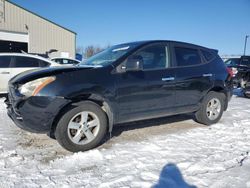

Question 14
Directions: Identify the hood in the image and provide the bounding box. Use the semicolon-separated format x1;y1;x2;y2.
9;66;94;85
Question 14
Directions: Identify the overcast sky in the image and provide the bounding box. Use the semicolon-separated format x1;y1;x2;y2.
11;0;250;55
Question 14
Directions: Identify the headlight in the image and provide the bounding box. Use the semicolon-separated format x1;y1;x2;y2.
19;76;56;97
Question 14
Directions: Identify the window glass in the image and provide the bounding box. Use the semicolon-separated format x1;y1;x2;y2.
240;57;250;67
69;60;78;65
175;47;202;66
80;43;139;67
53;59;62;64
62;59;69;64
14;56;40;68
201;50;214;61
134;44;169;70
39;60;49;67
225;58;240;66
0;56;11;68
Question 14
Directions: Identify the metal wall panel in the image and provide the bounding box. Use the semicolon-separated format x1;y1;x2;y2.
0;1;76;58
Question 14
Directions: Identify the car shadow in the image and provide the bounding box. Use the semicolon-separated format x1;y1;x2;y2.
110;113;197;138
154;163;196;188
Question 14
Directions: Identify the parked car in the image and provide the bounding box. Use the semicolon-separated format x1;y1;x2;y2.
5;40;233;152
225;56;250;97
0;53;59;94
51;57;81;65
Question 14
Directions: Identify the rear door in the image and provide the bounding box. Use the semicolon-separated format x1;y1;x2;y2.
10;56;40;78
172;43;212;112
0;56;12;93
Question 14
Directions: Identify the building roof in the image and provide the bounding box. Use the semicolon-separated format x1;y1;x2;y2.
8;0;76;35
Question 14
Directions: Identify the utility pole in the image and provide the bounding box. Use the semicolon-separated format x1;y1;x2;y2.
243;35;249;56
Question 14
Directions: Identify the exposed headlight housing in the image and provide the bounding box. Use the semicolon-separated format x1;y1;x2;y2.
19;76;56;97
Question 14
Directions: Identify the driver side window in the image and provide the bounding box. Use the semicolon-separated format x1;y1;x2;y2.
134;44;169;70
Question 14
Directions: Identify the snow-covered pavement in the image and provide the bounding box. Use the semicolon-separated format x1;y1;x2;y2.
0;96;250;188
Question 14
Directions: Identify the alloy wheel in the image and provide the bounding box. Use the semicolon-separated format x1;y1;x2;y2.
206;98;221;121
67;111;100;145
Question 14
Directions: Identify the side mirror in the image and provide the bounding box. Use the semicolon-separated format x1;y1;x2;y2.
125;55;143;71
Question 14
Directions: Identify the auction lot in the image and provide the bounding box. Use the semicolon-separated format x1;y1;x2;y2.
0;95;250;188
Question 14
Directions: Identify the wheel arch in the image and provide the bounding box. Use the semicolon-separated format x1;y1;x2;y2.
50;93;115;137
207;86;228;111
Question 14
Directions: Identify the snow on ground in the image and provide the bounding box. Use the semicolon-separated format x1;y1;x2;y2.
0;95;250;188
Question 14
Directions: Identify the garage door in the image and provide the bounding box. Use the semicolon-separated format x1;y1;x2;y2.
0;31;29;53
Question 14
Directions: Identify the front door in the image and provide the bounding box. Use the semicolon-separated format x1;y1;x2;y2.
115;43;176;123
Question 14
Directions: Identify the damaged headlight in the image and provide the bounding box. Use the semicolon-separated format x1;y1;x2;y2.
18;76;56;97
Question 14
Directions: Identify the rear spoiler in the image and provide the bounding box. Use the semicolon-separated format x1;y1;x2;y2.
210;49;219;54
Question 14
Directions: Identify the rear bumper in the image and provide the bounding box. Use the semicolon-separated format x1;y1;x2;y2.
227;88;233;101
5;91;70;133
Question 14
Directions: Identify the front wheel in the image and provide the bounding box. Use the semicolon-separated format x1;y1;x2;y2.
55;101;108;152
195;91;225;125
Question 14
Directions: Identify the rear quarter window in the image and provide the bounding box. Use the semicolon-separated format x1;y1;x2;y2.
39;60;50;67
175;47;202;67
0;56;11;68
201;49;215;62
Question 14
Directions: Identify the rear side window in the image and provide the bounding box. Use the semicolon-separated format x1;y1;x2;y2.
0;56;11;68
14;56;40;68
69;60;79;64
201;49;215;62
53;59;72;64
62;59;70;64
53;59;63;64
240;57;250;67
39;60;50;67
175;47;202;66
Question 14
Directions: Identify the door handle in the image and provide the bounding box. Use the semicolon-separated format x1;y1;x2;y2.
203;73;213;77
162;77;175;81
0;71;10;74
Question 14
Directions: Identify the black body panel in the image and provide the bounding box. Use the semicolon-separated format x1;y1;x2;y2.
5;40;233;133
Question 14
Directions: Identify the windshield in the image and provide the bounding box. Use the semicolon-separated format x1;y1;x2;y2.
79;43;139;67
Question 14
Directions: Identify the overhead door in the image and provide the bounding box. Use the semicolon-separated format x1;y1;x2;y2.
0;31;29;53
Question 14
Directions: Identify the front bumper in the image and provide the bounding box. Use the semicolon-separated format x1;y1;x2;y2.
5;88;70;133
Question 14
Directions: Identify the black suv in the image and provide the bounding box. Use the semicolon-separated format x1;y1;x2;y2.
5;41;233;152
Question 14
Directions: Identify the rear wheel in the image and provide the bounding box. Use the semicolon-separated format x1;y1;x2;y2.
55;101;108;152
243;91;250;98
195;91;225;125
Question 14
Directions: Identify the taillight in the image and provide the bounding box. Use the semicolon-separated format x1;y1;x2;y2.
226;67;234;78
231;67;238;76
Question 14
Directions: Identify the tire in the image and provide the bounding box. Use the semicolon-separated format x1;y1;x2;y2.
195;91;225;125
55;101;108;152
244;92;250;98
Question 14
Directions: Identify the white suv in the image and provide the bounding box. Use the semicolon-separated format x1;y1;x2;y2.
0;53;59;94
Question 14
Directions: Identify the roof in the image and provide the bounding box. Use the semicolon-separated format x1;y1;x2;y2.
118;40;218;51
0;52;59;66
7;0;76;35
